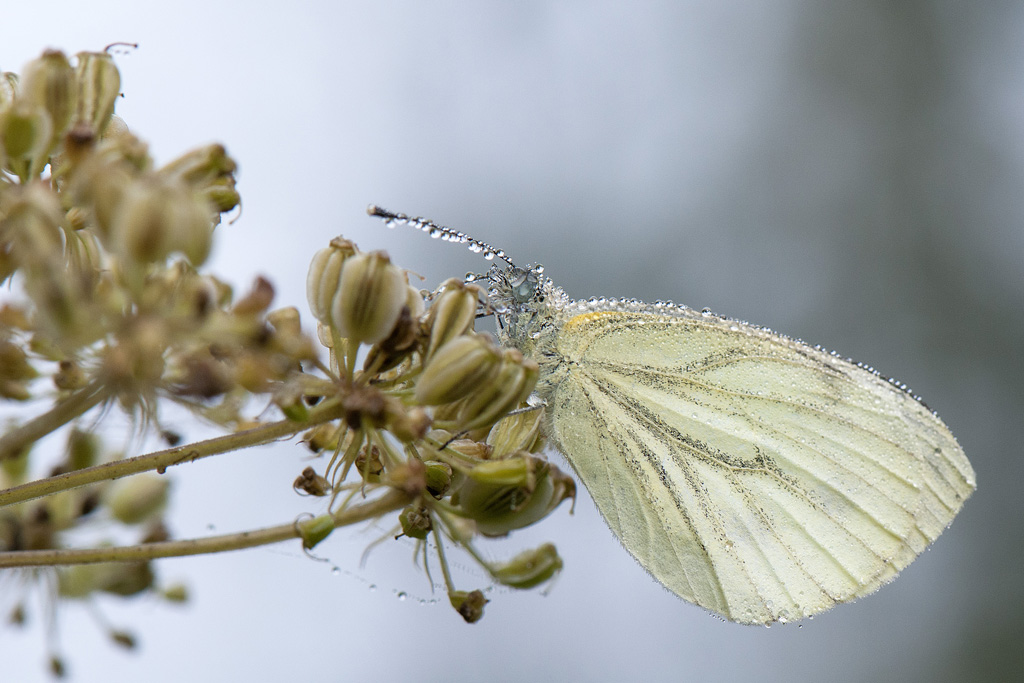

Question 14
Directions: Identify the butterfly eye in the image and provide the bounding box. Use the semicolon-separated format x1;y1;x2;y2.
510;269;539;303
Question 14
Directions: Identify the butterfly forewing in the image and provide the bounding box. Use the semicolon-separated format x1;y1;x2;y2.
543;308;974;624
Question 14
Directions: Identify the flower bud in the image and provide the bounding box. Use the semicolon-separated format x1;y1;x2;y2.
449;589;487;624
445;437;492;461
332;250;407;346
398;505;432;540
297;513;335;549
388;405;431;443
487;406;545;458
74;51;121;135
158;143;240;215
414;334;501;406
303;423;342;453
0;340;37;400
110;630;137;650
306;238;358;325
406;284;426;319
422;460;453;498
0;71;17;108
59;561;155;598
158;142;237;187
205;176;241;214
106;474;169;524
456;350;539;432
267;306;301;337
424;279;481;359
19;49;76;150
162;583;189;603
66;428;99;470
110;177;214;268
489;543;563;589
0;100;52;179
455;455;572;536
354;445;384;482
293;466;330;496
466;456;534;488
232;276;275;316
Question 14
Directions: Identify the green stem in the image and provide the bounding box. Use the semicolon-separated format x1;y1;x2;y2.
0;488;410;568
0;381;109;462
0;398;345;510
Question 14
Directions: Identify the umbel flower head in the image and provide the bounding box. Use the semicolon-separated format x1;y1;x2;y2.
303;235;573;620
0;47;572;677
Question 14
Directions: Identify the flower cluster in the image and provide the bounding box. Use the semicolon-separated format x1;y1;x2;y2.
304;241;574;621
0;48;572;676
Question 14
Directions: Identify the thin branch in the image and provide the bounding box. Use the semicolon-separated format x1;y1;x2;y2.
0;488;410;568
0;397;345;510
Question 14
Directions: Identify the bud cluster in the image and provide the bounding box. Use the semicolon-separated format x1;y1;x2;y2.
1;49;312;428
0;49;313;670
304;243;573;623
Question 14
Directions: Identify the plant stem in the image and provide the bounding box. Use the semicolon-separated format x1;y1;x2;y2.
0;398;345;510
0;488;410;568
0;381;109;462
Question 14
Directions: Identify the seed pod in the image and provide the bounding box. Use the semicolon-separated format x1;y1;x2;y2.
398;505;432;540
19;50;75;150
74;51;121;136
110;177;214;268
19;49;76;152
422;460;453;498
306;238;358;325
487;406;545;458
455;455;573;537
106;474;169;525
489;543;563;589
331;250;407;346
158;142;237;187
388;405;432;443
0;100;52;180
424;279;481;359
456;349;539;432
293;466;330;496
449;589;487;624
297;514;335;549
415;334;502;406
0;70;17;108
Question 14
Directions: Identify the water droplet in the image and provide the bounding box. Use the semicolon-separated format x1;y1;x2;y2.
396;591;408;601
368;584;377;592
429;228;442;238
484;251;496;260
701;308;712;317
331;566;340;575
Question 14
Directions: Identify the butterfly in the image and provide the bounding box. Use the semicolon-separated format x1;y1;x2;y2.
369;205;976;625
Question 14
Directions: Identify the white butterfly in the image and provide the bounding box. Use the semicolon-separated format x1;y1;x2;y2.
371;206;977;625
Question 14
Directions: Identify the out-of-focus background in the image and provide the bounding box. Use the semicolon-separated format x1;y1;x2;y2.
2;3;1021;681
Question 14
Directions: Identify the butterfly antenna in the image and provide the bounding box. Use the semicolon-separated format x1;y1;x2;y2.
366;205;516;266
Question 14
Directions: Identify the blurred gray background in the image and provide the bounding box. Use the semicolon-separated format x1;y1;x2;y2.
2;2;1021;681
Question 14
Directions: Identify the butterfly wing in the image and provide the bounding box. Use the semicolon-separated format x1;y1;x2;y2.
545;309;975;624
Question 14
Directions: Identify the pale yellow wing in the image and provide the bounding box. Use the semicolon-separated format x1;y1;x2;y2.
546;309;975;624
